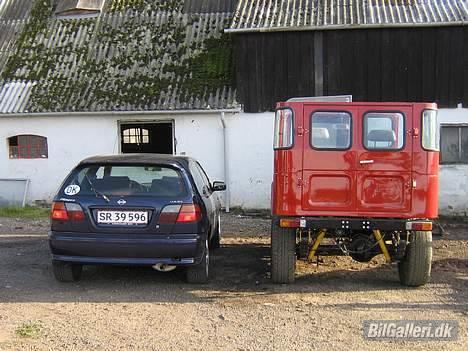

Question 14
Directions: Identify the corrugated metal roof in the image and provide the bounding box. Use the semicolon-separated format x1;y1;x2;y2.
0;81;36;114
182;0;237;13
0;19;25;57
0;0;34;20
0;0;34;70
0;8;238;114
228;0;468;32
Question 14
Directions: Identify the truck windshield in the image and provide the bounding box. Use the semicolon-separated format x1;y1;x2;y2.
63;165;187;197
422;110;440;151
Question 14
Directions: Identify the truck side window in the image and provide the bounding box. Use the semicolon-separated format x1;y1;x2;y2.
310;111;351;150
422;110;440;151
364;112;404;150
274;108;293;149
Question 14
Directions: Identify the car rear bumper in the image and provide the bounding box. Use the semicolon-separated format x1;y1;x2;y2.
49;231;203;266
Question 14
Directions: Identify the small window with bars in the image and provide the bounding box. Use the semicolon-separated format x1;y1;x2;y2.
440;125;468;164
122;128;150;145
8;135;48;159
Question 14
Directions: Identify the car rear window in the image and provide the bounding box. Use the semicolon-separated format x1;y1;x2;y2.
63;165;187;197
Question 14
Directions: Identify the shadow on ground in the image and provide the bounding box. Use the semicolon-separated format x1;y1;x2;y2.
0;235;466;316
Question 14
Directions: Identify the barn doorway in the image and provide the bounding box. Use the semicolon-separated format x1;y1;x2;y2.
120;122;174;154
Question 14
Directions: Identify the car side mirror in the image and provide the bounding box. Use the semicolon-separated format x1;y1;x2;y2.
212;181;226;192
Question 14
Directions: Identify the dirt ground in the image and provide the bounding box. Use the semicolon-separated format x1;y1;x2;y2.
0;213;466;350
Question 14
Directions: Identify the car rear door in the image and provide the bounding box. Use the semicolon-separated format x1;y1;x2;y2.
301;105;358;215
58;163;194;235
189;161;217;233
356;106;413;216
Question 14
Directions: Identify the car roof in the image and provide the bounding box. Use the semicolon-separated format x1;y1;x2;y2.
79;154;194;168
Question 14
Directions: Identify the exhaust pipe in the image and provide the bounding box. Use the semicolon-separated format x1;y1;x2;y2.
152;263;177;272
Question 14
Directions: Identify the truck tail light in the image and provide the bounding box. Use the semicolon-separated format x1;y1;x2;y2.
279;218;301;228
177;204;202;223
51;202;85;221
406;221;433;231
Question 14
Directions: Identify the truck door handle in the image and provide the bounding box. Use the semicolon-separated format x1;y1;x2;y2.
360;160;374;164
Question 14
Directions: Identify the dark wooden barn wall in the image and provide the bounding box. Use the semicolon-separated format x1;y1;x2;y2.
234;27;468;113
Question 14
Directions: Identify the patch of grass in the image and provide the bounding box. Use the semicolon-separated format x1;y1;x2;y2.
0;206;49;219
15;321;42;339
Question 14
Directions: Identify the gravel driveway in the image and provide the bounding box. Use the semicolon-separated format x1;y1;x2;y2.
0;213;466;350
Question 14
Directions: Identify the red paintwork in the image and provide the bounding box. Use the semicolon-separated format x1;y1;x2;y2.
272;102;439;219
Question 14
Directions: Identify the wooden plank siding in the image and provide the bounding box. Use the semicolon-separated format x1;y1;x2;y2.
234;27;468;113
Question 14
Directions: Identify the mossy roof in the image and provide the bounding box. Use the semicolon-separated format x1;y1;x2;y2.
0;0;238;114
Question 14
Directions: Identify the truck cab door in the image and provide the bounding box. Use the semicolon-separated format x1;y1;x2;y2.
356;106;413;216
301;105;358;215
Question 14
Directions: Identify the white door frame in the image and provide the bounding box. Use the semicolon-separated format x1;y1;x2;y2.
117;119;176;154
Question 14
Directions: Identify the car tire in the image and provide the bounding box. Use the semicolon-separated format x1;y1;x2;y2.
271;223;296;284
398;231;432;287
210;216;221;250
186;238;209;284
52;261;82;282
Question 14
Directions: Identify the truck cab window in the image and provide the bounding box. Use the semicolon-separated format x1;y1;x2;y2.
310;111;351;150
364;112;404;150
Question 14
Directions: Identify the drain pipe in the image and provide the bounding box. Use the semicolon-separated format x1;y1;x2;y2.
220;112;230;212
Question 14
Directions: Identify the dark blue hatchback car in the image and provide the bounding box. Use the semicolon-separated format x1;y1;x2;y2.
49;154;225;283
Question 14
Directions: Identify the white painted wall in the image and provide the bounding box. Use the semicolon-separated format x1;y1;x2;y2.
0;112;275;209
225;112;274;209
0;116;119;202
438;107;468;216
1;107;465;214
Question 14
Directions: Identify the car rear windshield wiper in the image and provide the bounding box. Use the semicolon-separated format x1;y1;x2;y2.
85;174;110;203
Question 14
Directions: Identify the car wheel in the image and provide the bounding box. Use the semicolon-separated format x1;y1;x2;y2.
271;222;296;284
398;231;432;287
186;238;209;284
210;215;221;250
52;261;82;282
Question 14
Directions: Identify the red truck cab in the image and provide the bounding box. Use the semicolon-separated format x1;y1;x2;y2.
271;100;439;286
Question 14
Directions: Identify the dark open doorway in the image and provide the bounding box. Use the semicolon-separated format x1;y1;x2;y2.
120;122;174;154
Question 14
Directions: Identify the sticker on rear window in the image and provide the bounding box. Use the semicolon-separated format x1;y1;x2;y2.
64;185;80;196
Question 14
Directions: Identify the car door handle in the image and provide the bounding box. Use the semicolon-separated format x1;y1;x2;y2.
360;160;374;164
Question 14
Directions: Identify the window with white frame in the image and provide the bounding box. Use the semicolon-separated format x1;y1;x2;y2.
122;128;150;145
440;125;468;164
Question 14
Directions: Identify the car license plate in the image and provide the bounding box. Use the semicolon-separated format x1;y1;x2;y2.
97;211;148;225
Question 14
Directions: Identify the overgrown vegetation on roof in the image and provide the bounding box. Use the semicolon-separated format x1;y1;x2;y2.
1;0;236;111
110;0;182;12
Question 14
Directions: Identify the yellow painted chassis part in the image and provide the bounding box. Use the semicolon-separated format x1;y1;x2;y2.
307;229;392;263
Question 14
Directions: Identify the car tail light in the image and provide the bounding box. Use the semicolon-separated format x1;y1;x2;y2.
406;221;432;231
159;205;182;224
159;204;202;224
65;203;85;221
176;204;202;223
51;202;85;222
51;202;68;221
